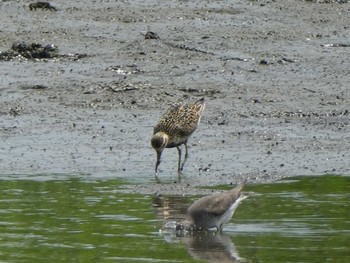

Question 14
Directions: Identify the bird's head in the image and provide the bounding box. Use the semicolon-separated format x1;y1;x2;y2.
151;132;169;152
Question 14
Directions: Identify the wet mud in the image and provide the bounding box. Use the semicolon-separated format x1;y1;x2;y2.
1;0;349;195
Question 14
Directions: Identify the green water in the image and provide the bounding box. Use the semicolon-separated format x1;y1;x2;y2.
0;176;349;262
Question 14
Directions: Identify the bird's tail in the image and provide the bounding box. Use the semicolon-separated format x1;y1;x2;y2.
195;97;205;105
236;178;248;191
193;97;205;116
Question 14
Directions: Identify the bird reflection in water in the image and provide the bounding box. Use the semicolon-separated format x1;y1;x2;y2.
185;231;243;263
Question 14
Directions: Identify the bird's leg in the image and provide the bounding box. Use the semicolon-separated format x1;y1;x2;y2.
176;146;182;175
179;142;189;172
215;224;224;232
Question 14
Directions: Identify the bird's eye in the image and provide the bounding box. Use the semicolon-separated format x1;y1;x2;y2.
151;137;163;149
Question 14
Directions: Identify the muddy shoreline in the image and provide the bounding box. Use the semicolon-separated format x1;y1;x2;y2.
1;0;349;195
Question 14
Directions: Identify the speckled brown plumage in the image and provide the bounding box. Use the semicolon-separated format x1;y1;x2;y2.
151;97;205;176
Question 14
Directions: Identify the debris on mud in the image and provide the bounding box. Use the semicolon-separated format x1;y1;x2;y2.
29;2;57;11
144;31;160;40
305;0;349;3
19;85;49;90
102;82;149;93
179;87;221;96
107;64;144;75
322;43;350;48
10;42;58;59
9;107;25;117
140;30;252;62
0;42;87;61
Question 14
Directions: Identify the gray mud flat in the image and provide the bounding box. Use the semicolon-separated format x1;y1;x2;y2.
1;0;349;194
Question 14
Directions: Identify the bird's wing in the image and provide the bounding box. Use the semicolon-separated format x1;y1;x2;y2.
188;181;246;217
188;192;240;217
154;104;197;136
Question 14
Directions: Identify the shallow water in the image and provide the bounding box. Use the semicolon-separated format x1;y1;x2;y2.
0;175;349;262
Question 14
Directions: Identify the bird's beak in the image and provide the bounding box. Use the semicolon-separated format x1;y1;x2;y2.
155;151;162;176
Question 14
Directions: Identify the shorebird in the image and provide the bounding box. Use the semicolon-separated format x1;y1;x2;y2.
178;179;248;232
151;97;205;176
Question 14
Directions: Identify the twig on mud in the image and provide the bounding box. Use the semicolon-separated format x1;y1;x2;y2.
142;30;253;62
107;85;139;93
303;88;317;93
